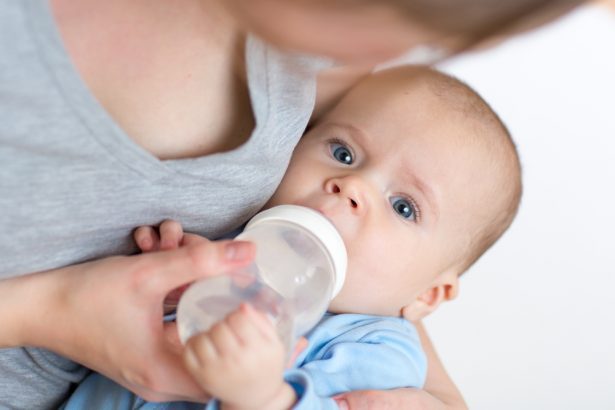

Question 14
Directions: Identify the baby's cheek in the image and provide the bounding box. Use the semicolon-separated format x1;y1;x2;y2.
326;290;343;312
327;286;356;314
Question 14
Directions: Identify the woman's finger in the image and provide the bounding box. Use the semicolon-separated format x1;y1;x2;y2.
144;240;256;297
181;232;209;246
333;388;424;410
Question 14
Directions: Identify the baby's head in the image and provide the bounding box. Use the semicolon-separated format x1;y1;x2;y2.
267;66;521;321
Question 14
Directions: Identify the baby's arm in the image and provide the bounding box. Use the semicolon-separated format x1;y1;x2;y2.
282;315;427;409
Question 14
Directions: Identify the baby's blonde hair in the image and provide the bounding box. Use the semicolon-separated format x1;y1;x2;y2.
419;67;522;274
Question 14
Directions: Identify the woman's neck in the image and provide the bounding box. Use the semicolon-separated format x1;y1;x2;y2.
51;0;254;159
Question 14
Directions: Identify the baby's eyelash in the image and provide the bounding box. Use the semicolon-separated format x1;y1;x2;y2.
327;137;350;149
407;196;422;222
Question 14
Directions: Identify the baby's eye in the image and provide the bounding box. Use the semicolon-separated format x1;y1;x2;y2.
330;142;354;165
390;196;417;221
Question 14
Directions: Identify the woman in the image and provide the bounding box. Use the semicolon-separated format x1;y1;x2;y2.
0;0;584;408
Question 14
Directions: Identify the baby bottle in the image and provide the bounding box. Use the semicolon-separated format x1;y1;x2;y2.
176;205;347;350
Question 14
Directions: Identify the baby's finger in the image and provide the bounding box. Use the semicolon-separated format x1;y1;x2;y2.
159;220;183;250
185;332;218;370
134;226;160;252
241;303;278;342
225;304;265;345
208;319;241;356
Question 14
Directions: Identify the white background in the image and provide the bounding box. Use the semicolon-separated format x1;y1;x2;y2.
424;4;615;409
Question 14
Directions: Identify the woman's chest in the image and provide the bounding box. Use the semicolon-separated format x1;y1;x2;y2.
51;0;254;160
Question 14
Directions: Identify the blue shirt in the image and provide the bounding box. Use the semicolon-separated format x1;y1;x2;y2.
62;314;426;410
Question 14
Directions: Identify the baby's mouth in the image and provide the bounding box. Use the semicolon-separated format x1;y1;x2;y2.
313;207;335;227
292;201;345;238
315;208;348;243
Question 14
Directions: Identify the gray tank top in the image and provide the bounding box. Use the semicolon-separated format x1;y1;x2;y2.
0;0;331;407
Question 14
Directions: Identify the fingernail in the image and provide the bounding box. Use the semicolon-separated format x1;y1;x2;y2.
334;398;348;410
224;241;253;262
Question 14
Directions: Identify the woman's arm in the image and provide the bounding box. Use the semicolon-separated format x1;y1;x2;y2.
333;321;467;410
0;237;255;403
416;321;467;409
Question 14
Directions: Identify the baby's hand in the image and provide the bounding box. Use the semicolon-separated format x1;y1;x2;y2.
134;220;185;252
185;303;295;410
134;220;196;311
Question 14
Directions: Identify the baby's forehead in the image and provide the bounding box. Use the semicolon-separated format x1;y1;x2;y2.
337;73;485;139
348;67;490;119
347;70;438;108
325;66;516;193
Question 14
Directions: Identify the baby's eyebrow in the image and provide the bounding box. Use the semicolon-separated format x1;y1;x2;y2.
325;122;369;148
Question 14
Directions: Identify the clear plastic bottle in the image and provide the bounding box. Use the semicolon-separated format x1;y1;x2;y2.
176;205;347;351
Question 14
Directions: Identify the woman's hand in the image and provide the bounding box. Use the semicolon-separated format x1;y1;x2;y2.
333;388;467;410
3;236;255;402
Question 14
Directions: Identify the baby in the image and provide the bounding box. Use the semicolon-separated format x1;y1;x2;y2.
62;66;521;409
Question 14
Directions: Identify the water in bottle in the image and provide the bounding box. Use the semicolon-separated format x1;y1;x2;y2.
176;205;347;351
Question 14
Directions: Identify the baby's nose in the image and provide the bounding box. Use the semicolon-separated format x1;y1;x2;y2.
325;177;366;214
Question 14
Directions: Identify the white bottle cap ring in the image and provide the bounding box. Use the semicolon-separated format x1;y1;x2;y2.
244;205;347;298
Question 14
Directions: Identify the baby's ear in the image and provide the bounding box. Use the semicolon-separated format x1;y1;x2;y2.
401;271;459;322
